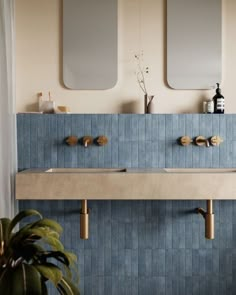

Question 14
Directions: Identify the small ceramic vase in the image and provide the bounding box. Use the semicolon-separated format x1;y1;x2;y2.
144;94;155;114
147;100;155;114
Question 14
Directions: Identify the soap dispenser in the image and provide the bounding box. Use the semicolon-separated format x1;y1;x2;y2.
213;83;224;114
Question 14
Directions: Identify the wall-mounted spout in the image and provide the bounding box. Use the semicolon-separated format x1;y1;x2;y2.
82;136;93;148
80;200;89;239
195;136;210;147
197;200;214;239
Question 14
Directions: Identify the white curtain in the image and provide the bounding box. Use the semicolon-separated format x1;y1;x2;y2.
0;0;17;218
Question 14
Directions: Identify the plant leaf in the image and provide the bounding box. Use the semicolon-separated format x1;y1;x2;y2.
30;219;63;235
0;264;43;295
9;227;61;251
8;209;42;234
0;218;11;245
36;251;69;266
14;243;45;262
58;276;80;295
34;263;63;287
0;210;79;295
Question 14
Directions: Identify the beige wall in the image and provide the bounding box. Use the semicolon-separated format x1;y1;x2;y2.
15;0;236;114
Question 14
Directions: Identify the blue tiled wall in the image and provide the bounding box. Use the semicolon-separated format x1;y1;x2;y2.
18;114;236;295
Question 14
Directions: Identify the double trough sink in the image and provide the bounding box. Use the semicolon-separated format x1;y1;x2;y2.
16;168;236;200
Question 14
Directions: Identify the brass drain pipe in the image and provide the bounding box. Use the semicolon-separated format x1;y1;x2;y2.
80;200;89;239
197;200;214;239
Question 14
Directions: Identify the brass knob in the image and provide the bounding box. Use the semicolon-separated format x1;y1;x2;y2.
82;136;93;147
96;136;108;146
65;136;78;146
210;136;223;146
180;136;192;146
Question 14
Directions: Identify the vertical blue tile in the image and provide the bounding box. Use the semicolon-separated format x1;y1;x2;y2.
212;114;220;168
165;277;173;295
91;114;99;137
185;114;193;168
47;115;58;167
152;249;165;276
84;115;92;135
75;115;85;167
17;115;24;169
30;115;39;167
145;115;152;141
165;249;173;276
165;115;173;168
226;115;233;168
84;276;92;295
64;115;73;167
83;115;94;167
111;248;119;276
145;140;153;167
172;115;185;168
131;142;139;168
192;276;200;295
138;223;146;249
104;115;112;167
138;115;146;141
165;201;173;249
192;114;200;168
185;249;192;276
138;141;146;168
37;116;45;167
123;115;132;141
57;115;65;167
118;114;126;141
151;141;159;168
185;217;193;249
125;223;134;249
219;115;227;167
219;249;232;275
185;277;193;295
131;115;139;141
104;277;112;295
151;115;159;140
70;115;79;168
111;115;119;167
112;276;132;295
21;114;31;169
131;250;139;277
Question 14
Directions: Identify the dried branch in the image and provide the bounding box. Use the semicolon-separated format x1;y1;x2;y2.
134;53;149;95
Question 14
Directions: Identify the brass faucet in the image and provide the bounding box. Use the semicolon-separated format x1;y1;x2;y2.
195;136;210;147
180;135;223;147
80;200;89;239
82;136;93;148
197;200;214;239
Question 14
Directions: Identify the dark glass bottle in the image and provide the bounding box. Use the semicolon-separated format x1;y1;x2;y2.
213;83;224;114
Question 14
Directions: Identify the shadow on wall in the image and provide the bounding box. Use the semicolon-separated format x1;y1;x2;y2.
119;99;142;113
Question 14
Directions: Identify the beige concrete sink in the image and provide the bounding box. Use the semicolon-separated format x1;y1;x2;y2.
164;168;236;173
46;168;127;173
16;168;236;200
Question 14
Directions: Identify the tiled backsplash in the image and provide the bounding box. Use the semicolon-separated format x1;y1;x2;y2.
18;114;236;295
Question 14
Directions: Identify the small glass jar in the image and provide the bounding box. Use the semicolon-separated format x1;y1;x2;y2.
207;100;214;114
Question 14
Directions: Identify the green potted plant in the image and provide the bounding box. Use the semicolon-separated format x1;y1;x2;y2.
0;209;79;294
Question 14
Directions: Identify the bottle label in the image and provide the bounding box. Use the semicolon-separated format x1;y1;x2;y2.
207;101;214;113
216;98;224;111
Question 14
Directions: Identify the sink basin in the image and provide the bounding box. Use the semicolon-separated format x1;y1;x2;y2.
46;168;127;173
164;168;236;173
16;168;236;200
